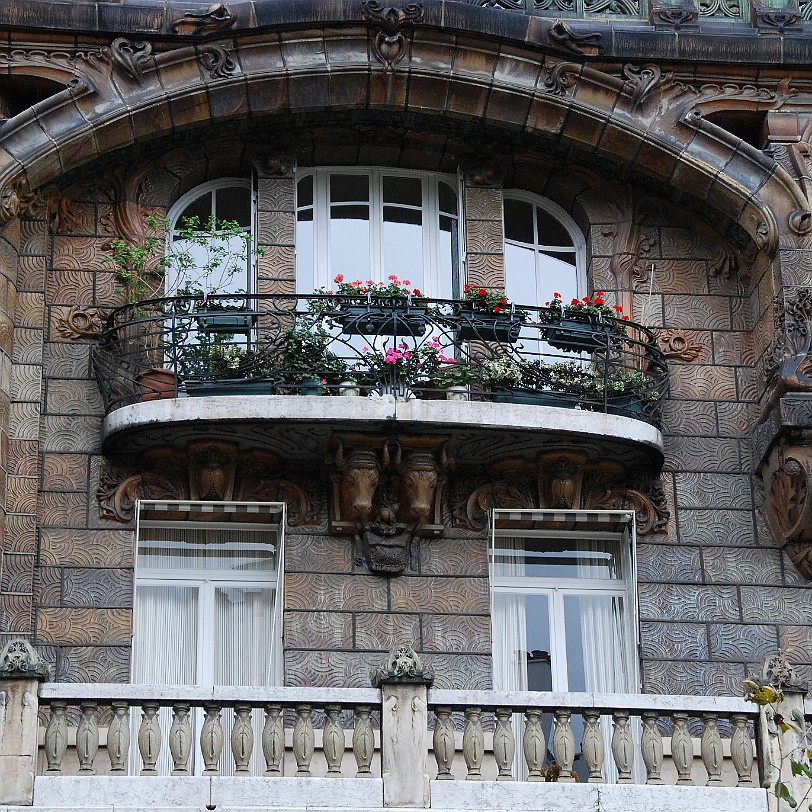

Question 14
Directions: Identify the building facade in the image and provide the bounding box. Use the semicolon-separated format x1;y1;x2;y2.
0;0;810;806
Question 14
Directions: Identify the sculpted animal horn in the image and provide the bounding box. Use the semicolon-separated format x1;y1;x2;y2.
334;440;345;469
389;439;401;468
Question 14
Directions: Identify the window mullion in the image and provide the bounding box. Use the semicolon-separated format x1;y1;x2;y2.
371;170;383;278
315;171;330;289
549;588;569;691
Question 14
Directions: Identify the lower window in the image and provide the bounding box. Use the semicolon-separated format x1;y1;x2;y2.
132;500;285;775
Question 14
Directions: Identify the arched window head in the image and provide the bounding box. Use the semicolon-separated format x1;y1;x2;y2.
166;179;254;296
502;193;585;309
296;169;460;298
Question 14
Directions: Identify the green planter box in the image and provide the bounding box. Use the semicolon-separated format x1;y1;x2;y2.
456;310;522;343
335;304;427;337
185;379;274;397
543;318;610;353
492;389;578;407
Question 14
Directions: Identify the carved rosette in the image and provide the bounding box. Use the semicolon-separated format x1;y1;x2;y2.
655;329;703;362
457;450;668;536
98;442;317;526
759;436;812;579
329;434;451;573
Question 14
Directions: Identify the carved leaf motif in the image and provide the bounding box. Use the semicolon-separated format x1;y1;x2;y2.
548;20;603;55
622;63;665;108
541;61;579;96
655;329;703;362
107;38;153;85
54;306;106;340
170;3;236;35
200;45;238;79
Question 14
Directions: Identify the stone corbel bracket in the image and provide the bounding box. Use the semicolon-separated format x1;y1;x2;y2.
758;434;812;580
361;0;424;72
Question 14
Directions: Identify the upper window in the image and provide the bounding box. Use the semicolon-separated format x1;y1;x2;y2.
166;179;255;296
503;194;584;309
296;169;460;298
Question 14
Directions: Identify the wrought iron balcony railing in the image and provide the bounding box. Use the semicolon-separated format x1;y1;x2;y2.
92;293;669;423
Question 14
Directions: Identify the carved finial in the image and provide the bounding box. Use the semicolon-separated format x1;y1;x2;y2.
0;639;49;680
371;645;434;687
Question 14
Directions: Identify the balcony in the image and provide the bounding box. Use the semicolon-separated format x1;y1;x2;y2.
1;641;803;812
92;294;668;459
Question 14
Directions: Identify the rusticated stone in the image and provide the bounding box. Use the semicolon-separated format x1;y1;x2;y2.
637;583;740;622
741;587;812;624
640;622;709;660
12;328;43;365
283;611;353;649
62;568;133;608
35;567;62;606
10;365;42;402
660;399;716;435
422;614;490;653
0;553;34;594
0;596;33;634
37;492;87;527
390;576;489;614
677;508;756;546
284;650;387;688
418;537;487;576
41;454;88;492
284;572;388;612
702;546;783;585
43;342;92;379
637;543;702;583
37;608;131;645
56;645;130;683
4;515;36;554
41;416;101;453
662;437;743;473
39;528;134;567
668;365;738;401
284;534;353;573
6;476;37;514
642;660;745;696
45;379;103;415
708;624;779;662
674;473;752;509
779;625;812;663
355;612;421;651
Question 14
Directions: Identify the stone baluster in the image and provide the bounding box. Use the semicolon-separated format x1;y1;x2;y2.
462;707;484;780
493;707;515;781
76;701;99;774
552;709;575;782
353;705;374;777
700;713;723;786
433;706;455;780
581;709;605;783
138;701;162;775
523;709;545;782
611;711;633;784
44;701;68;774
200;703;224;775
671;712;694;785
730;714;754;786
231;703;254;776
640;711;663;784
262;704;284;776
293;703;315;776
108;702;130;775
169;703;193;776
323;704;344;776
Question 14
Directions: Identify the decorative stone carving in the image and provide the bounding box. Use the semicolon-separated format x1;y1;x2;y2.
106;38;153;84
459;450;668;536
361;1;424;72
95;164;161;241
200;44;238;79
548;20;602;56
656;330;703;362
170;3;237;35
762;653;800;689
330;435;450;573
650;0;698;28
54;306;106;340
98;443;317;525
371;645;434;686
623;63;667;109
752;0;802;31
0;640;48;680
765;288;812;399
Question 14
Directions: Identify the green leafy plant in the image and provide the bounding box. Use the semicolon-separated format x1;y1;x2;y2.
278;321;347;384
432;360;479;388
311;274;427;312
538;290;629;338
462;284;527;320
104;218;167;303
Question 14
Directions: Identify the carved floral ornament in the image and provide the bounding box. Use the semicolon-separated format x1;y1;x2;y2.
759;435;812;580
655;330;703;362
98;441;317;525
361;0;424;72
765;287;812;397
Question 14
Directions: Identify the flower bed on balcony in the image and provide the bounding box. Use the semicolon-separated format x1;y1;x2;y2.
93;292;668;422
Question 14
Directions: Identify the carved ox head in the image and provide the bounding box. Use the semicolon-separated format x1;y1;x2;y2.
395;444;447;526
334;440;388;523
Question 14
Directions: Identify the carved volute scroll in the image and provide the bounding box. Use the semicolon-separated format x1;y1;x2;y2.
759;435;812;579
329;434;450;573
361;1;424;72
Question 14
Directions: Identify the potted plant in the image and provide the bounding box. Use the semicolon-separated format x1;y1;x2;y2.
359;336;447;398
277;320;347;394
312;274;428;337
539;291;628;353
582;368;661;416
455;285;527;343
480;357;588;408
431;359;479;400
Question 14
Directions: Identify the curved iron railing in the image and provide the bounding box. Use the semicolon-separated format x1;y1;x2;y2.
92;293;669;423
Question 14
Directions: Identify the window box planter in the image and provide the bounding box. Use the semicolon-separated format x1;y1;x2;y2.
491;389;579;407
184;378;275;397
335;303;427;337
606;394;647;418
456;309;522;343
195;303;256;334
543;318;611;353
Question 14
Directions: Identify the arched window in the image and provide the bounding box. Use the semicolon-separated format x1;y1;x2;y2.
502;193;585;308
296;169;460;298
166;179;255;296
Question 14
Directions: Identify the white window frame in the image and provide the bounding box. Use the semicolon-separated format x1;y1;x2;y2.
166;178;258;295
295;167;461;297
489;508;640;695
501;191;587;307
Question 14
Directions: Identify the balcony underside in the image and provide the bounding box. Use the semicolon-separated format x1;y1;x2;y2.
101;395;664;466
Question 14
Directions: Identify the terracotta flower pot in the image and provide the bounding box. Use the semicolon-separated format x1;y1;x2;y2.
135;367;178;401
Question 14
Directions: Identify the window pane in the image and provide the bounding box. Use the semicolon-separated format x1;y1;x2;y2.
537;254;578;303
504;199;534;244
215;186;251;226
137;526;277;572
504;242;537;306
439;181;457;216
563;594;629;692
330;174;369;203
383;218;423;286
180;192;213;224
296;216;314;289
537;209;574;248
297;175;313;208
384;206;422;226
492;591;551;693
331;211;370;279
492;535;624;580
383;176;422;207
